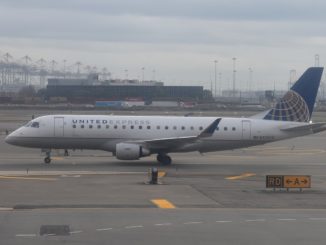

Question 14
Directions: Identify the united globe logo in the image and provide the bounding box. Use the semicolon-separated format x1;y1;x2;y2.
264;90;310;122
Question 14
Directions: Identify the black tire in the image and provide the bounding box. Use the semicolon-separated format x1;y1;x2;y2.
44;157;51;164
157;154;163;163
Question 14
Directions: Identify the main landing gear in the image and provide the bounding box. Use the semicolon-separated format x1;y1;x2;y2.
157;154;172;165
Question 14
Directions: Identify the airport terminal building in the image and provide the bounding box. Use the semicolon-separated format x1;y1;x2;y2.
45;76;205;103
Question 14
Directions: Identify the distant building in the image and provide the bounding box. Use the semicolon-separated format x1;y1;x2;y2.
47;74;100;86
48;74;164;87
45;77;204;103
102;79;163;86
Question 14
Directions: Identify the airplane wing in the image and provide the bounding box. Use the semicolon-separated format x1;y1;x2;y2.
280;122;326;133
128;118;221;151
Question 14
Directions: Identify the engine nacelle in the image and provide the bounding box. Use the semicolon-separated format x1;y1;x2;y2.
115;143;150;160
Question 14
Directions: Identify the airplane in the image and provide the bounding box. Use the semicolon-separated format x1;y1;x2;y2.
5;67;326;165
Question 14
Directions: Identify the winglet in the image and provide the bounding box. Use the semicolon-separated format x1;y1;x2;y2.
199;118;221;138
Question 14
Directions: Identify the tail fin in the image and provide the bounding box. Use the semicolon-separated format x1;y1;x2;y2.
263;67;324;122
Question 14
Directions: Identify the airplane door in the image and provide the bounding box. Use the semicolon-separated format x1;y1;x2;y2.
242;120;251;140
54;117;64;137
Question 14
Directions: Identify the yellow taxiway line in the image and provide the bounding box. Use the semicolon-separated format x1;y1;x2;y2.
158;171;166;178
51;157;64;160
225;173;256;180
151;199;176;209
0;175;57;181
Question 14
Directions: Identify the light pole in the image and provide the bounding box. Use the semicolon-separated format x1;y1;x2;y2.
214;60;218;97
125;69;128;80
63;59;66;78
289;69;296;90
219;72;222;96
141;67;145;82
76;61;81;75
315;54;320;67
152;69;156;81
232;57;236;97
248;67;253;93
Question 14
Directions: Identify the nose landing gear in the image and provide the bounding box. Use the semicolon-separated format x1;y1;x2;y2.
44;151;51;164
64;149;69;156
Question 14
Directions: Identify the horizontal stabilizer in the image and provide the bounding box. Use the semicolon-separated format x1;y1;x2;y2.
280;122;326;133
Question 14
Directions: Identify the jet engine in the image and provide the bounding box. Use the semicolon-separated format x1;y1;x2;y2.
115;143;150;160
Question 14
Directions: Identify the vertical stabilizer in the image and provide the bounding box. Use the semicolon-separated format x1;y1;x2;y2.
263;67;323;122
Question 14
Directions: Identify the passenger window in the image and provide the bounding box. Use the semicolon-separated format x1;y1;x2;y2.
165;126;169;130
31;122;39;128
72;125;76;128
97;125;101;129
114;125;118;129
147;126;151;129
81;125;84;129
199;126;203;131
139;125;143;129
122;125;126;129
173;126;177;130
131;125;134;129
216;127;219;131
89;125;93;129
190;126;194;130
224;127;228;131
232;127;236;131
106;125;110;129
181;126;185;130
156;126;160;130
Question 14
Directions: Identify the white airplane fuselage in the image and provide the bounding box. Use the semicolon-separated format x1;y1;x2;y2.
5;67;325;164
6;114;309;154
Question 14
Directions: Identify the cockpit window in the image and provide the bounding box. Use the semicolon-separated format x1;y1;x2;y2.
24;122;32;127
31;122;40;128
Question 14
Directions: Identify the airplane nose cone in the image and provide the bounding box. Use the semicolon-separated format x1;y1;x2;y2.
5;132;19;146
5;129;25;146
5;135;14;145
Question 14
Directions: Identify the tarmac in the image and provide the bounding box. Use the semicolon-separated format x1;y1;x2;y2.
1;109;326;244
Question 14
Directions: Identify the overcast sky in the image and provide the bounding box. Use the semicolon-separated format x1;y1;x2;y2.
0;0;326;91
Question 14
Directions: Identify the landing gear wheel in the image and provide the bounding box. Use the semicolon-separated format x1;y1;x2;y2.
44;157;51;164
157;154;172;165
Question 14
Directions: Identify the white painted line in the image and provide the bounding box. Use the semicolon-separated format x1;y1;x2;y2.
0;207;13;211
309;218;326;221
216;220;232;223
125;225;143;229
44;233;56;236
183;221;203;225
277;218;296;221
0;171;146;176
154;223;172;226
245;219;265;222
96;228;113;231
15;234;37;237
61;175;81;178
69;230;83;234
